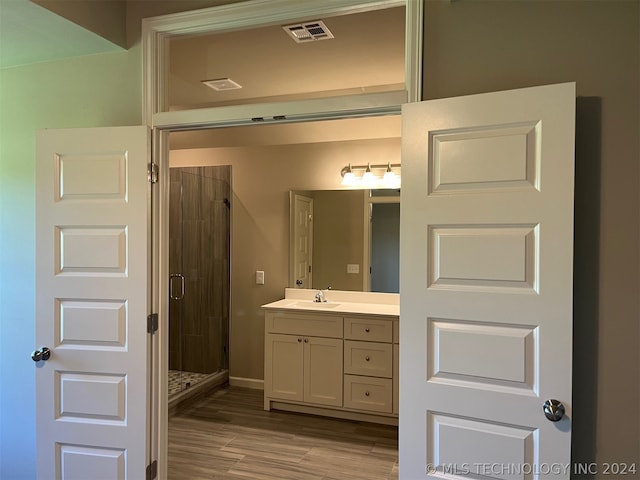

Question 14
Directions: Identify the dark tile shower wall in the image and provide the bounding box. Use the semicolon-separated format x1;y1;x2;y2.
169;166;231;375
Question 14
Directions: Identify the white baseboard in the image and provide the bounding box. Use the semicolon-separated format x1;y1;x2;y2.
229;376;264;390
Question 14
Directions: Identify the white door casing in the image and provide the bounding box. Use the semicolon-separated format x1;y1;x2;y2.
400;83;575;478
292;193;313;288
35;126;152;479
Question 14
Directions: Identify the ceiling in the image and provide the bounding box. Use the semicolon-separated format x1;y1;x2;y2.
0;0;123;69
167;6;405;110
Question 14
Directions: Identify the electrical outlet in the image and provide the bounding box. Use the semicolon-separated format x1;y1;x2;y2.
347;264;360;274
256;270;265;284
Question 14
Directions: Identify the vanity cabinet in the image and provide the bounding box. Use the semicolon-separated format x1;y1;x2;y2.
264;312;343;407
264;307;399;424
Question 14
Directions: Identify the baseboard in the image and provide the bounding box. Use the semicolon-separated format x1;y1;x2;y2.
229;376;264;390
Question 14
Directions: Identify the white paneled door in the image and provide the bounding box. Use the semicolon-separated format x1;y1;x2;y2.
35;126;152;479
293;193;313;288
399;83;575;479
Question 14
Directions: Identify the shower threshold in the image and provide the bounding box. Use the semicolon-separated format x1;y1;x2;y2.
168;369;229;415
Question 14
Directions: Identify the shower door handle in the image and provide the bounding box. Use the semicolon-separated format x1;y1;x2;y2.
170;274;185;300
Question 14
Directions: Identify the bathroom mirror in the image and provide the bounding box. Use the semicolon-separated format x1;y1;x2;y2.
289;189;399;293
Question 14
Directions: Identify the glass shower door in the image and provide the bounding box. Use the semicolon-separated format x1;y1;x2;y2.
169;166;230;396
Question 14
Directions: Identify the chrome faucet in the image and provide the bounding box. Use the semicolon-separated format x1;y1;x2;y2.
314;286;331;303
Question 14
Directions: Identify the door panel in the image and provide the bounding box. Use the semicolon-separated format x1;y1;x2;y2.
36;126;150;479
400;83;575;478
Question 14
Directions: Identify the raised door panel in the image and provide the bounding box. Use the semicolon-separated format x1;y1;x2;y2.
265;334;303;402
304;337;343;407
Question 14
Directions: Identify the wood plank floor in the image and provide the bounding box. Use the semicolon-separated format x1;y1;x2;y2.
168;386;399;480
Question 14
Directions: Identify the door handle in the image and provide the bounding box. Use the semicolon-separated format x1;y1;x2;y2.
32;347;51;362
543;399;565;422
170;274;185;300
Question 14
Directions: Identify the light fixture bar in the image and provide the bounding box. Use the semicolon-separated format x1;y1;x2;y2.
340;163;400;177
340;162;401;188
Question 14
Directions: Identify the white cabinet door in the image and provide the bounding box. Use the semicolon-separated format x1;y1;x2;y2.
266;333;304;402
304;336;343;407
35;126;152;479
400;83;575;478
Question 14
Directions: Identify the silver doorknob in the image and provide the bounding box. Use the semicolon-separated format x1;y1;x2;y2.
32;347;51;362
543;399;565;422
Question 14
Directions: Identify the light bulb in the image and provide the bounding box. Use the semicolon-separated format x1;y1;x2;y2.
362;164;376;186
342;171;356;186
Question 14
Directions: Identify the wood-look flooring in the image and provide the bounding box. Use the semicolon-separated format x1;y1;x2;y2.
168;385;399;480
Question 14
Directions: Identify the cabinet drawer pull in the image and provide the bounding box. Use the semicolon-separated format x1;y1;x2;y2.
365;356;370;361
365;391;370;397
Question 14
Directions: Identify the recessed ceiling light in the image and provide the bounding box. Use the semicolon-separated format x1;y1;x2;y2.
202;78;242;91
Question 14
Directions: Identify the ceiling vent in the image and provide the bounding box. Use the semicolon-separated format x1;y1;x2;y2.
202;78;242;91
283;20;334;43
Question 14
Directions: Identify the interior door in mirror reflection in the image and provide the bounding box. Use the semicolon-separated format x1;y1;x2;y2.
293;194;313;288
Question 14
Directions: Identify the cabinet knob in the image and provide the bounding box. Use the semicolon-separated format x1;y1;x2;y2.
304;338;309;343
365;391;370;397
297;338;302;343
365;328;370;333
365;356;370;362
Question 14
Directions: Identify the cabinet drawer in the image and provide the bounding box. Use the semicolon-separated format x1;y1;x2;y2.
344;341;392;378
344;317;393;342
393;320;399;344
266;311;343;338
343;375;392;413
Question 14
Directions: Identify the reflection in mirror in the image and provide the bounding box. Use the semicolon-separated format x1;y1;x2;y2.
290;189;399;293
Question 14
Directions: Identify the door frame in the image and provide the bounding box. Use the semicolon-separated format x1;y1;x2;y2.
143;1;423;477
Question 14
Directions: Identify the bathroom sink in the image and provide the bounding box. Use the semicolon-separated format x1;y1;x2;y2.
288;301;341;309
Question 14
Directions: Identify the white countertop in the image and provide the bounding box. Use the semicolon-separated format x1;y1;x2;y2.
262;288;399;317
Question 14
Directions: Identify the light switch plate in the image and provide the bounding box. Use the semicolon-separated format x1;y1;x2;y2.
256;270;265;284
347;264;360;274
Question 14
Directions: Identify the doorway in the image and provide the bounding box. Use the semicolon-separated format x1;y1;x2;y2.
145;1;422;476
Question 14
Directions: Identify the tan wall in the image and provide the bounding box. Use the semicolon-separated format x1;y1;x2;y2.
170;138;401;381
423;0;639;471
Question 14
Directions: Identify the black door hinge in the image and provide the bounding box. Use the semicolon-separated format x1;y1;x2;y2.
147;313;158;334
146;460;158;480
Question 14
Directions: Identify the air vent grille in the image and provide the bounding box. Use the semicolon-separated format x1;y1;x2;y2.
283;20;334;43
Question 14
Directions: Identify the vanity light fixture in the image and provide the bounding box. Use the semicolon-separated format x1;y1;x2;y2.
340;162;401;188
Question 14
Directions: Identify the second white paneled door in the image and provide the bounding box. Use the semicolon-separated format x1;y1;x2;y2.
400;83;575;479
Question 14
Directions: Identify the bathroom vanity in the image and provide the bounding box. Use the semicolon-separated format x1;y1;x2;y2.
262;289;399;425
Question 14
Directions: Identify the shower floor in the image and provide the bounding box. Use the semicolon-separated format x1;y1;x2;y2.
168;369;210;395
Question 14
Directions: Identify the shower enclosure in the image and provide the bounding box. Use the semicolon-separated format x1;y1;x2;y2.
169;166;230;401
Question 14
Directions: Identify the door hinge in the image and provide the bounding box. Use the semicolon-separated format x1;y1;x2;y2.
147;162;159;184
147;313;158;334
146;460;158;480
